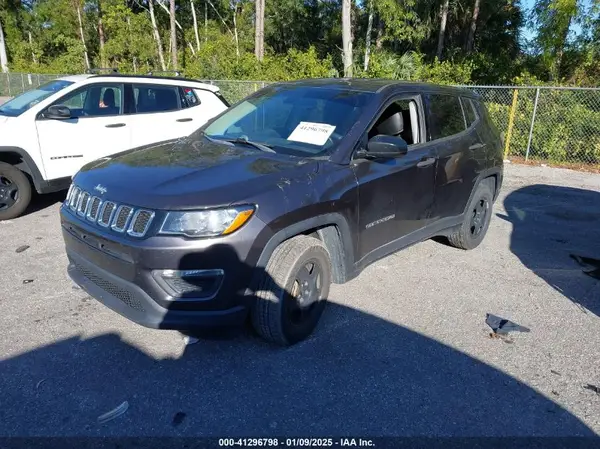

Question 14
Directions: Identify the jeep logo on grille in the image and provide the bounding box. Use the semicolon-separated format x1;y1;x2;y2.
94;184;108;195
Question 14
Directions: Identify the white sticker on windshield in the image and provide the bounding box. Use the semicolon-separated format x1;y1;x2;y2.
287;122;337;146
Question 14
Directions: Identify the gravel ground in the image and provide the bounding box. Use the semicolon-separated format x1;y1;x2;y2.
0;163;599;437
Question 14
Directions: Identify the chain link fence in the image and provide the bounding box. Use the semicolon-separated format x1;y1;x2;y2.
2;73;599;169
0;72;63;97
464;86;600;169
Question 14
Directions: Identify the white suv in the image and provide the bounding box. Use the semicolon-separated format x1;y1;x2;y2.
0;73;229;220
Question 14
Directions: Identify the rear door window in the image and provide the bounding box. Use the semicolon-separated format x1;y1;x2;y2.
425;94;466;141
133;84;181;113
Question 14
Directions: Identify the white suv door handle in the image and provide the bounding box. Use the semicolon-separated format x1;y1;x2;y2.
176;118;193;123
105;123;126;128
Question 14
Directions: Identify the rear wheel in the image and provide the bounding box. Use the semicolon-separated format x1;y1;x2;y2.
0;162;32;221
251;235;332;346
447;179;494;250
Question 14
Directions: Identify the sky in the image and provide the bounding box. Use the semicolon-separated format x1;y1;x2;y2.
520;0;592;43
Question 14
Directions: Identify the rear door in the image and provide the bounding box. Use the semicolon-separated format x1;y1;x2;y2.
128;83;224;148
425;93;484;219
35;82;132;181
353;94;438;261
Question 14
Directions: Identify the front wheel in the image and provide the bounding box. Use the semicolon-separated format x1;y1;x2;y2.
251;235;332;346
0;162;32;221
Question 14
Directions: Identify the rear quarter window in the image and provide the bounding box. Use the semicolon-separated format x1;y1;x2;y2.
461;97;479;127
425;93;466;141
180;87;200;108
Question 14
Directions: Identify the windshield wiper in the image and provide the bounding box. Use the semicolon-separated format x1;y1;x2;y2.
223;137;276;153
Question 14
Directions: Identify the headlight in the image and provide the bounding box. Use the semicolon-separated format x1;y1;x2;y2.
159;205;255;238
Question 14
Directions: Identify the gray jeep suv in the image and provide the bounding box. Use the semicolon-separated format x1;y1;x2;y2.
60;79;503;346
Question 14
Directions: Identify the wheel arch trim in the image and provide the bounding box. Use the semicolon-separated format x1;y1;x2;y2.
0;146;45;192
255;213;355;284
463;166;503;216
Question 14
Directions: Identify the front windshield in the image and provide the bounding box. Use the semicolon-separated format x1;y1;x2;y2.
0;80;74;117
203;85;374;157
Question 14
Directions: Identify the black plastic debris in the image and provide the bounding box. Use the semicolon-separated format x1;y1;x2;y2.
583;384;600;395
551;370;561;376
172;412;186;427
486;313;531;335
22;279;34;284
571;254;600;280
15;245;30;253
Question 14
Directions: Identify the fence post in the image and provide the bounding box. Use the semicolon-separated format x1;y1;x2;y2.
21;73;25;92
504;88;519;160
525;88;540;161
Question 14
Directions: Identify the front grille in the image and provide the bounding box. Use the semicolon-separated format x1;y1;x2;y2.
65;185;156;238
98;202;116;227
73;261;145;312
77;192;90;216
128;210;155;237
111;205;134;232
69;187;81;211
87;197;102;221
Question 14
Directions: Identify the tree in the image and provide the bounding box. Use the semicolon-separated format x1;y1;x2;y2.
363;0;373;71
97;0;106;66
191;0;200;51
148;0;166;70
169;0;177;69
466;0;481;54
254;0;264;60
436;0;449;60
531;0;582;80
0;16;8;72
72;0;91;69
342;0;352;76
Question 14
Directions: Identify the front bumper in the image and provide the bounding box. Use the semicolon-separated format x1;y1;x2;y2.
60;207;266;330
68;251;247;329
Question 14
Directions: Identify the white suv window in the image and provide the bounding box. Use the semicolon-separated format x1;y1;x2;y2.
56;83;124;118
133;84;181;114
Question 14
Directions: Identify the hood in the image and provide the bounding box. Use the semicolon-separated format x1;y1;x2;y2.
73;137;319;210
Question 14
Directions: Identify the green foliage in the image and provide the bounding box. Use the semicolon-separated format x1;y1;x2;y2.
415;57;474;85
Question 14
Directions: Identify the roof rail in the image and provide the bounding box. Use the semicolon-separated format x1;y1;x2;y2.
147;70;182;77
86;68;119;74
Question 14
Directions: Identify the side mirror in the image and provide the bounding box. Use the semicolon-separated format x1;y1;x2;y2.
43;105;72;120
362;134;408;159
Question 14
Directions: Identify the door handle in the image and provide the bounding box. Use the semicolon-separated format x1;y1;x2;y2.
176;118;193;122
105;123;126;128
417;157;436;168
469;143;486;150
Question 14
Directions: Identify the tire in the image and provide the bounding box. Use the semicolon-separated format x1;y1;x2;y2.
251;235;332;346
447;179;494;250
0;162;32;221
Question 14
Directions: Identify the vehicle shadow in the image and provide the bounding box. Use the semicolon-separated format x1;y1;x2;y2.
21;189;67;217
500;184;600;317
0;243;596;437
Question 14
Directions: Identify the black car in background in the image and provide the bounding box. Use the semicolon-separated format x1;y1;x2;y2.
60;78;503;346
